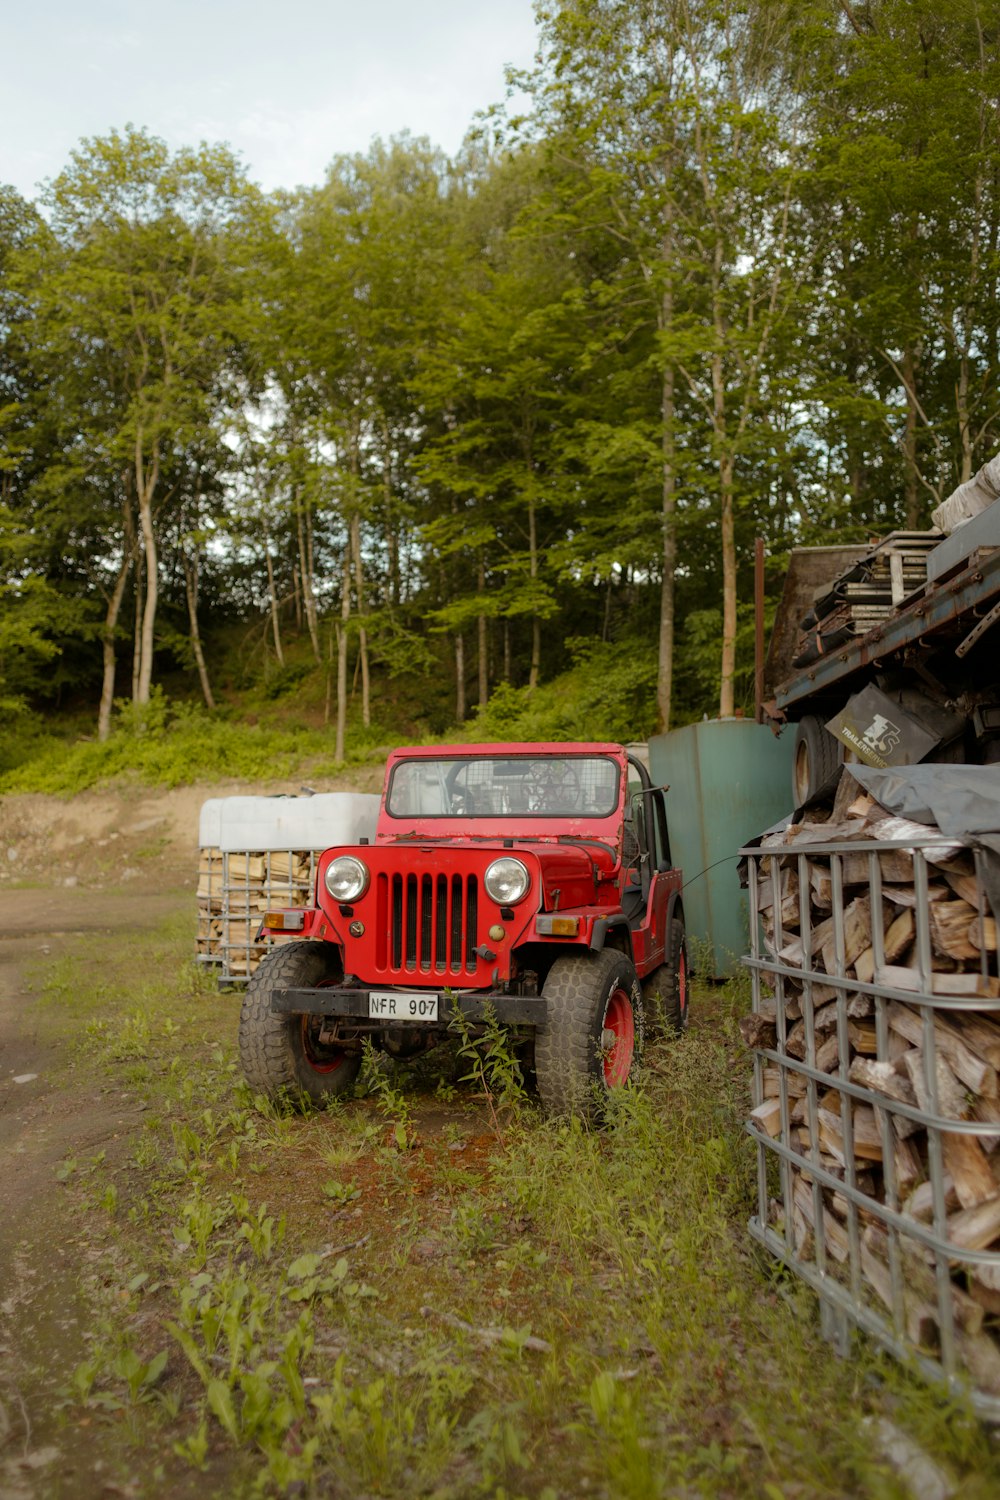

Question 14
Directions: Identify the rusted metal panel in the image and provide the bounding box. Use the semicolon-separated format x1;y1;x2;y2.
775;547;1000;713
764;546;870;702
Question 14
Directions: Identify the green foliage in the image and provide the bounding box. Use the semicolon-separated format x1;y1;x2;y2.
0;690;389;794
6;4;1000;756
472;638;658;743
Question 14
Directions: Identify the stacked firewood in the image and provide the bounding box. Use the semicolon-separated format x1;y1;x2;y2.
195;849;314;977
743;772;1000;1392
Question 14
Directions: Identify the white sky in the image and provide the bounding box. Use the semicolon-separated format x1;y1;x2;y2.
3;0;541;201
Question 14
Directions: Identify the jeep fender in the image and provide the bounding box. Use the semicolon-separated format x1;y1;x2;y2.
589;916;633;961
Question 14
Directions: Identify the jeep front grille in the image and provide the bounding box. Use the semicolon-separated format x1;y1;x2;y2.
376;872;479;978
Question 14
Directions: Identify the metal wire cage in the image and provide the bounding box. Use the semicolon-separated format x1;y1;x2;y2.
741;833;1000;1419
195;847;319;985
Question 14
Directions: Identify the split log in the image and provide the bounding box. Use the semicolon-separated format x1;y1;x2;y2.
848;1021;879;1055
942;1133;998;1211
892;1135;924;1191
786;1022;807;1060
864;1223;984;1337
854;910;916;985
762;1067;806;1101
810;863;833;911
815;1034;842;1073
820;895;872;974
756;863;797;914
888;1002;997;1099
943;865;982;907
929;900;982;962
928;972;1000;999
904;1175;958;1222
739;1012;777;1051
955;1329;1000;1394
880;849;915;884
968;915;997;954
945;1194;1000;1252
749;1099;782;1138
793;1177;849;1262
902;1049;969;1123
818;1106;883;1165
831;770;868;824
849;1055;917;1108
755;992;779;1022
937;1011;1000;1071
882;883;949;908
971;1096;1000;1153
813;1001;841;1034
860;1237;938;1348
966;1278;1000;1316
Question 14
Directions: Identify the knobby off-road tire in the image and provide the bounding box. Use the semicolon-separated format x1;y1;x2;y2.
239;941;361;1107
535;949;644;1121
656;918;689;1038
643;917;689;1038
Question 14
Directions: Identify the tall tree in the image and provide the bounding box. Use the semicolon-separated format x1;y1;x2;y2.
18;126;258;712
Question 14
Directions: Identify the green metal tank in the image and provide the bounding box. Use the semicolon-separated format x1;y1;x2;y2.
648;718;796;979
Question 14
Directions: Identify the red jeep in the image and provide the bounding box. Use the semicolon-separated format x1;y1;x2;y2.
239;742;687;1116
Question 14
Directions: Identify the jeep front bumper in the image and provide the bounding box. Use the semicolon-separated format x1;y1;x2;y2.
271;987;546;1027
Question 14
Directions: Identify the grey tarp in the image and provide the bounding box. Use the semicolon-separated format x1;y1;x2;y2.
850;763;1000;923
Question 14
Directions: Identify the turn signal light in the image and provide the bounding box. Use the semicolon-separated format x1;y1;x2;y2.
264;910;306;931
536;915;580;936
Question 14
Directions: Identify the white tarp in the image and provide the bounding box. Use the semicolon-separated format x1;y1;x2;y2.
932;453;1000;532
200;792;380;852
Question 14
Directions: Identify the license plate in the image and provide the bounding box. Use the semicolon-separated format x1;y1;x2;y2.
368;991;439;1022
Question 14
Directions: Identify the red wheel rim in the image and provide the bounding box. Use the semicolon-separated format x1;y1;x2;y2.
300;1015;349;1075
602;985;635;1087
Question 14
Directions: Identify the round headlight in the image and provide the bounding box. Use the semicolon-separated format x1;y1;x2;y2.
324;855;370;903
484;857;530;905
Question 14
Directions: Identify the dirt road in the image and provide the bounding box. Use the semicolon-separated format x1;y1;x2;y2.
0;887;189;1499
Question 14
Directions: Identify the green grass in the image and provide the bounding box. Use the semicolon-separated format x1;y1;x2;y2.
20;919;1000;1498
0;693;399;795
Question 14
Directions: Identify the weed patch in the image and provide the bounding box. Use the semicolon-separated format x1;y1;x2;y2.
21;919;1000;1498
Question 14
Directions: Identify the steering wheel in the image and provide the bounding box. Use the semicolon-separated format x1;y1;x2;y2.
524;760;581;813
449;786;478;815
445;767;479;816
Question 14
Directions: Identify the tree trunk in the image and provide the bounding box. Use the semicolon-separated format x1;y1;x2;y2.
182;547;216;710
455;634;466;722
477;552;488;708
503;621;511;683
719;451;737;718
295;487;321;661
292;563;302;633
335;547;351;762
528;494;541;690
324;621;334;726
902;345;920;528
350;511;371;728
132;550;144;704
98;550;132;742
264;547;285;666
382;414;401;608
657;355;677;732
134;432;159;705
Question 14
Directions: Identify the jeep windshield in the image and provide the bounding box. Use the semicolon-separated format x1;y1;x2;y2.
386;755;620;819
